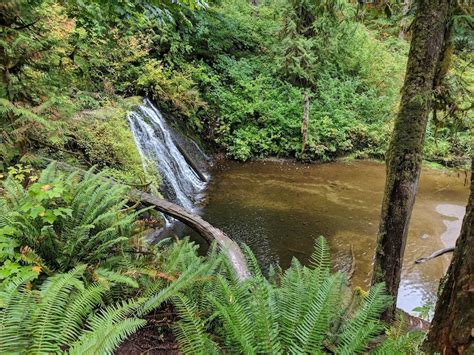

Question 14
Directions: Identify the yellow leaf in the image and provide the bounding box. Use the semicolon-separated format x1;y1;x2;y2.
32;265;42;273
40;184;52;191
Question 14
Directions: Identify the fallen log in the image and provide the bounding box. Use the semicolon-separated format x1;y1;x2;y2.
40;158;250;280
414;247;455;264
130;189;250;280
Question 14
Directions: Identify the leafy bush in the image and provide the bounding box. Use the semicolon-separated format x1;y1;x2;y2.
162;0;406;161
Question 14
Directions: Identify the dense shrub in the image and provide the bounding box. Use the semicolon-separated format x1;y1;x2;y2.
1;0;469;169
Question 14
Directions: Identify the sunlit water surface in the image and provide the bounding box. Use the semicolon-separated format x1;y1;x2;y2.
199;160;469;315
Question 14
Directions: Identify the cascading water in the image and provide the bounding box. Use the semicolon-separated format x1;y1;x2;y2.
127;98;208;217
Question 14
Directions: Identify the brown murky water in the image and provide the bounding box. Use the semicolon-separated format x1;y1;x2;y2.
201;160;469;315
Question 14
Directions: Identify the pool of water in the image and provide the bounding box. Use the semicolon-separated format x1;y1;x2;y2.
200;160;469;315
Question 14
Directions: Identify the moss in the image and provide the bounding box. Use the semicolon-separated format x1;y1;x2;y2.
68;97;162;190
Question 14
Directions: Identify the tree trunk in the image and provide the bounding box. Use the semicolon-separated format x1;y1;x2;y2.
398;0;411;39
424;163;473;354
300;89;310;158
371;0;450;322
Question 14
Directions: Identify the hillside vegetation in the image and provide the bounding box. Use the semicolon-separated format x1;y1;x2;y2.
1;0;471;173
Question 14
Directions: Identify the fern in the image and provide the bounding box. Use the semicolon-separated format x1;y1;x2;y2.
336;283;392;354
290;274;344;353
1;163;143;271
208;276;256;353
173;293;219;354
0;284;34;352
69;318;146;355
30;265;88;353
58;284;108;345
309;235;331;272
0;267;145;354
241;243;265;279
68;298;146;355
94;267;139;288
169;238;394;354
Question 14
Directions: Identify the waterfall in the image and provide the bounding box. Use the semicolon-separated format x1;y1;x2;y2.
127;98;208;215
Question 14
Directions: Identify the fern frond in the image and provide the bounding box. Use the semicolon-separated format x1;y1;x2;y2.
241;243;264;279
69;318;146;355
0;286;34;352
336;283;392;354
208;276;256;353
37;162;58;184
94;268;139;288
173;293;219;354
290;273;343;353
59;284;108;345
30;265;87;353
309;235;331;272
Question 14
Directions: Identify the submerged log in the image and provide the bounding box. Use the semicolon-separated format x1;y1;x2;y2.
414;246;455;264
130;189;250;280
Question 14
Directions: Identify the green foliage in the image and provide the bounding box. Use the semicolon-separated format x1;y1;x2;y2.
276;0;347;88
66;98;158;186
0;163;140;270
0;161;424;353
159;0;406;161
0;226;43;290
1;0;469;169
137;60;205;122
374;315;426;355
171;236;397;354
0;265;146;354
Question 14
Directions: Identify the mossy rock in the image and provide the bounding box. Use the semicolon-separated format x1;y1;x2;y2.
67;97;161;189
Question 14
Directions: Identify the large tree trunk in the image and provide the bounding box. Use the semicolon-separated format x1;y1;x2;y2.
371;0;450;321
424;163;473;354
300;89;310;158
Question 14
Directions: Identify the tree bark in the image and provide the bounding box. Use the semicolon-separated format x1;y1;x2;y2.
424;163;473;354
300;89;310;158
371;0;450;322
